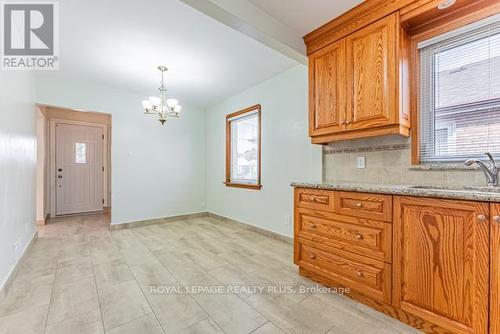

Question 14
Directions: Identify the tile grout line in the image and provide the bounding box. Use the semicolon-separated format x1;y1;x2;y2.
129;224;229;334
236;290;288;333
113;228;167;334
89;242;109;333
168;221;269;334
41;233;63;334
249;321;271;333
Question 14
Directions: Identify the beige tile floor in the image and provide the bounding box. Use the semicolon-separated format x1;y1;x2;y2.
0;213;421;334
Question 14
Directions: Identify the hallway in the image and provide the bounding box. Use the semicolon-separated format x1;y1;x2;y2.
0;215;417;334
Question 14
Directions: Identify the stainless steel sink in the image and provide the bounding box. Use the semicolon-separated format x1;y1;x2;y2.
409;185;500;193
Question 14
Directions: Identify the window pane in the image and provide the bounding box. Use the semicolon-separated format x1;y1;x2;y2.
231;114;258;183
435;34;500;109
419;18;500;162
75;143;87;164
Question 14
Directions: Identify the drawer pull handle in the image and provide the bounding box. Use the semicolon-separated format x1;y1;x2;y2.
309;254;316;260
494;216;500;224
356;233;363;240
356;202;363;208
311;197;326;204
356;270;364;277
477;214;487;222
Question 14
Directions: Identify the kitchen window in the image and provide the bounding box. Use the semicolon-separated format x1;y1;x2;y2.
418;15;500;163
225;105;261;190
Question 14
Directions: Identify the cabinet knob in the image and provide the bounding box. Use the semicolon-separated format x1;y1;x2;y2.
356;202;363;208
494;216;500;224
310;224;316;228
356;270;364;277
477;214;487;222
356;233;363;240
309;254;316;260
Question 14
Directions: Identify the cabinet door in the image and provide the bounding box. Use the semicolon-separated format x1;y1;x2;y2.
309;38;346;136
393;196;489;334
346;14;396;131
491;204;500;334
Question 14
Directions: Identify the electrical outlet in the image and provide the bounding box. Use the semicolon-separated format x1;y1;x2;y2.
356;156;366;169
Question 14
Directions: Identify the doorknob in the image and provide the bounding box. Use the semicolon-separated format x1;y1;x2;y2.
57;175;63;179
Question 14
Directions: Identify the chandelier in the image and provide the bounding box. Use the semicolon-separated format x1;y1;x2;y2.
141;66;182;125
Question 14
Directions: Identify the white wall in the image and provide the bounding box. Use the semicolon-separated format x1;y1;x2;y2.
0;71;37;290
35;74;206;225
205;65;322;237
35;108;47;222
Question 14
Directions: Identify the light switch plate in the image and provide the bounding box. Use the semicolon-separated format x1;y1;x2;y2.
356;156;366;169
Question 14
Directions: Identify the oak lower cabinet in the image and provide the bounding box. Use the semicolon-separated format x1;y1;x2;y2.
294;187;499;333
393;196;490;334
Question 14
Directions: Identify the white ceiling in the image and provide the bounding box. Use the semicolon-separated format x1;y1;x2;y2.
51;0;298;108
248;0;364;36
48;0;363;109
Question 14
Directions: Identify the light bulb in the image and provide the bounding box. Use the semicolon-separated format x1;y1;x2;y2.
166;98;178;109
149;96;161;108
142;100;152;110
174;105;182;114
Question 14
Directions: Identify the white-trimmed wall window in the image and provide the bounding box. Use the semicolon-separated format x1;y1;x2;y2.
419;15;500;163
225;105;261;190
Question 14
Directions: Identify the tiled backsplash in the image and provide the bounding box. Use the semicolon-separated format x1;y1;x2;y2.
323;136;485;186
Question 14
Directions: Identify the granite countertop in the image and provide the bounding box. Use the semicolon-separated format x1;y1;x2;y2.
291;182;500;203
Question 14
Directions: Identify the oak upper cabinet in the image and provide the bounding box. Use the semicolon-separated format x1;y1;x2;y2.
346;14;396;131
305;13;410;144
393;196;490;334
308;38;346;137
491;204;500;334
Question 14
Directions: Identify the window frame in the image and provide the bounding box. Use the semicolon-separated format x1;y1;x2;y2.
225;104;262;190
410;7;500;165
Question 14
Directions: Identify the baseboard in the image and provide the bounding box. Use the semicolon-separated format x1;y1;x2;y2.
107;211;293;244
0;231;38;303
36;213;51;226
207;212;293;244
109;212;209;230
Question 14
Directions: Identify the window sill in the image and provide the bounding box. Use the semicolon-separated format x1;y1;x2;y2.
409;164;479;171
224;182;262;190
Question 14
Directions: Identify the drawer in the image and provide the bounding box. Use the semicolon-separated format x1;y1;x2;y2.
295;188;335;212
295;238;391;303
295;208;392;262
334;191;392;222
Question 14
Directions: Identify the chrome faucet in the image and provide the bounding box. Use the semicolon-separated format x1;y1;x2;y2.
464;153;498;187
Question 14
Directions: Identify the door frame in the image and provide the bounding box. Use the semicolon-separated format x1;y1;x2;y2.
49;118;109;217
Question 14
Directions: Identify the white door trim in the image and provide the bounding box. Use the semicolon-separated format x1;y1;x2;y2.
49;118;109;217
